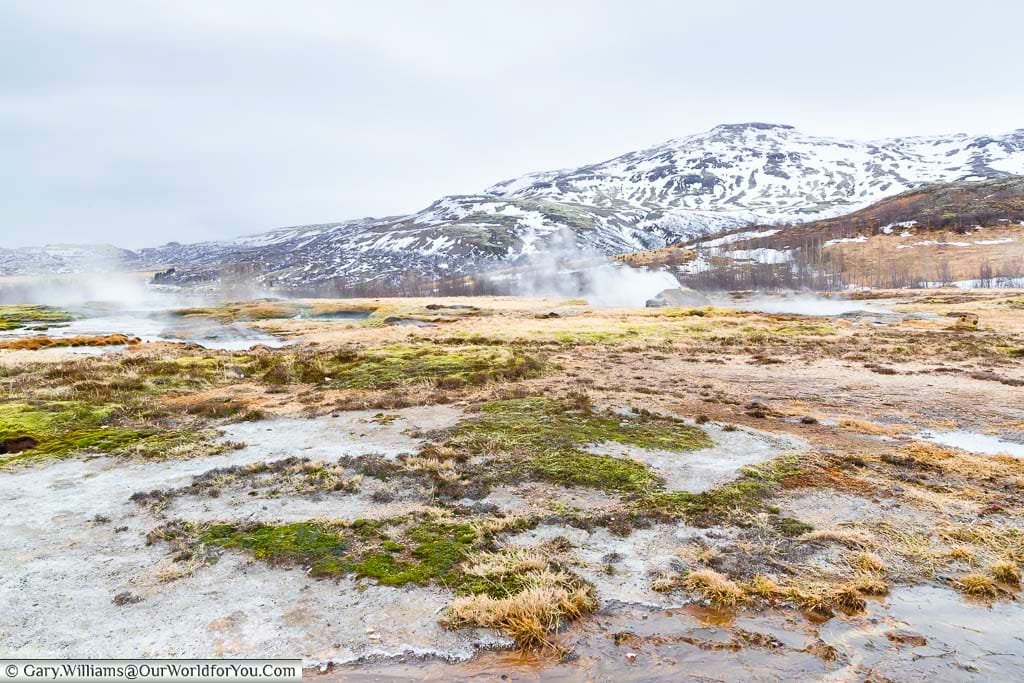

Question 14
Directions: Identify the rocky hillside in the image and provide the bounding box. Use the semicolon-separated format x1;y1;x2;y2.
4;123;1024;287
655;177;1024;290
688;176;1024;250
0;244;139;277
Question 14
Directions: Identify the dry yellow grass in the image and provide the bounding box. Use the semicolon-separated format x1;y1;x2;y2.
681;569;746;607
871;522;943;577
830;584;867;613
802;527;874;549
651;573;679;593
893;442;1024;484
953;573;1000;598
948;545;977;563
445;571;595;649
460;546;548;578
852;552;886;574
674;545;720;566
471;516;530;536
0;334;140;351
745;574;781;599
444;546;596;650
781;581;835;616
153;548;210;583
839;419;910;436
848;574;889;596
989;560;1021;585
399;454;460;480
940;524;1024;564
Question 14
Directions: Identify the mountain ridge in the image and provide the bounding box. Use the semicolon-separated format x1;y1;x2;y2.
3;123;1023;286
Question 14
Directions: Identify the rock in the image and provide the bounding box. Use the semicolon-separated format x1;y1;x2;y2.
1;436;38;454
425;304;478;311
645;287;710;308
947;311;980;330
151;267;177;284
112;592;143;606
383;317;436;327
886;630;928;647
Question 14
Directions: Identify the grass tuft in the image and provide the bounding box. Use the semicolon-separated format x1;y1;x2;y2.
681;569;746;607
953;573;1000;598
989;560;1021;585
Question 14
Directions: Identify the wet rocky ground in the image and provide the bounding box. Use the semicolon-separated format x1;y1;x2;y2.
2;290;1024;680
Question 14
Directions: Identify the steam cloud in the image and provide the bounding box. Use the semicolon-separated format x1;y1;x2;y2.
508;230;681;307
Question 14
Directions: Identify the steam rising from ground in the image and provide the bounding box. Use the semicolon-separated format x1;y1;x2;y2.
0;272;288;350
0;272;178;309
0;271;277;311
715;293;890;316
509;231;681;307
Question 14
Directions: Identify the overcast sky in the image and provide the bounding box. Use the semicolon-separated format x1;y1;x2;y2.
2;1;1022;249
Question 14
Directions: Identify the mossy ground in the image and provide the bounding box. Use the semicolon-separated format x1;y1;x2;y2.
169;300;309;322
7;292;1024;657
156;513;593;649
0;334;140;351
0;401;223;466
0;305;73;331
635;455;805;523
444;396;711;494
183;516;529;587
250;344;545;389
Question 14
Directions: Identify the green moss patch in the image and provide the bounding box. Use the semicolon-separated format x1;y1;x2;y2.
635;455;804;524
170;301;307;322
446;397;711;494
0;401;222;466
193;517;490;585
251;344;545;389
333;345;544;389
0;305;73;331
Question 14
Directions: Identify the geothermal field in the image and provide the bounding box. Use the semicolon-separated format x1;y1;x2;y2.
2;283;1024;681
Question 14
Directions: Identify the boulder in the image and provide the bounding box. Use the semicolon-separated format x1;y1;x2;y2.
645;287;710;308
947;311;980;330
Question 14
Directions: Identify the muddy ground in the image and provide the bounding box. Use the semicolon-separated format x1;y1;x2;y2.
2;289;1023;681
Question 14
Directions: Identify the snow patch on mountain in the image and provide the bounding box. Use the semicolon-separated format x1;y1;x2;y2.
5;123;1023;287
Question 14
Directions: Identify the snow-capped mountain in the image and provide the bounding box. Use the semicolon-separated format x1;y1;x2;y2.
488;122;1024;221
0;243;139;276
5;123;1024;287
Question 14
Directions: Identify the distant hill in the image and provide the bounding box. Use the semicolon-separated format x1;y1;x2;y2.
651;177;1024;290
4;123;1024;290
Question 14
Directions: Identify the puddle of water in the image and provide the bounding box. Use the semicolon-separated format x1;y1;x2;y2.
821;584;1024;681
918;429;1024;458
305;310;373;321
328;603;829;681
331;584;1024;681
0;309;290;351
